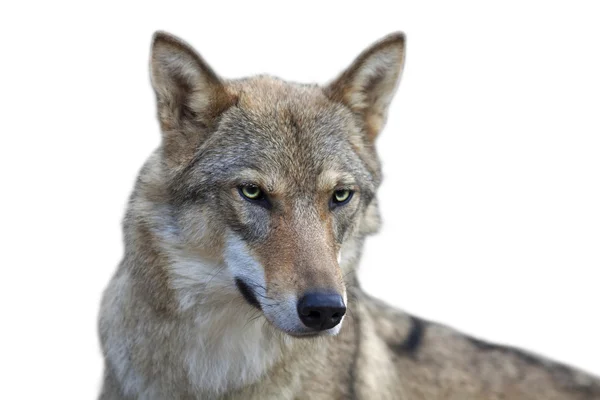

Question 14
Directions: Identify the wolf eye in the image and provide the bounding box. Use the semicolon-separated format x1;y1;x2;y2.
240;184;263;200
238;184;271;209
332;189;353;206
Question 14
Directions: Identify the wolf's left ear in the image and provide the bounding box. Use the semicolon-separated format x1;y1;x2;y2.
325;32;406;141
150;31;236;168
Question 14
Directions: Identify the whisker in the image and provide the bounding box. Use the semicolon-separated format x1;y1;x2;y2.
205;264;227;285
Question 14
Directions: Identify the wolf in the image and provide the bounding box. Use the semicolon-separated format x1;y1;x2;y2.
98;31;600;399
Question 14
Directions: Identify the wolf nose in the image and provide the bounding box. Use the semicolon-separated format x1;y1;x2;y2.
297;292;346;331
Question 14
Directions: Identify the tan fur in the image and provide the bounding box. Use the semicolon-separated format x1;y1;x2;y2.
98;31;600;399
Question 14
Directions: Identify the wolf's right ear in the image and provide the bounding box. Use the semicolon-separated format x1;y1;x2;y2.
150;32;236;168
325;32;406;142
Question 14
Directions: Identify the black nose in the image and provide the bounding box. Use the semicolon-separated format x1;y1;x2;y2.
297;292;346;331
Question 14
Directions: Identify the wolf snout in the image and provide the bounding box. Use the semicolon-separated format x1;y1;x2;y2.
297;292;346;331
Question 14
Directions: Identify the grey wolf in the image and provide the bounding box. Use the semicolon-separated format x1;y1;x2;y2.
98;31;600;399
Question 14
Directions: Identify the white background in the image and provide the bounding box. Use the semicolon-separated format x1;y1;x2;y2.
1;1;599;398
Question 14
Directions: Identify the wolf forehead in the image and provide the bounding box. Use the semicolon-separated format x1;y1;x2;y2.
177;76;381;193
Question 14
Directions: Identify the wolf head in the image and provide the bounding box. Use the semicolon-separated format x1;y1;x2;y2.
141;31;405;337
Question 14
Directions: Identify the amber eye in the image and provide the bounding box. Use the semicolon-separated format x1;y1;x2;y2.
240;184;263;200
332;189;353;205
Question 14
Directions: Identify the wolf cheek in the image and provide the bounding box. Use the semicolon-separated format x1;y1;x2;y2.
224;227;348;337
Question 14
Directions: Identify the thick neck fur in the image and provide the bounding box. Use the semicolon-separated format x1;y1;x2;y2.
100;156;379;398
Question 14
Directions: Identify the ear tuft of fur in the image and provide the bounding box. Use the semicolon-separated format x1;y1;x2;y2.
150;31;224;129
325;32;406;141
150;30;221;93
149;31;236;169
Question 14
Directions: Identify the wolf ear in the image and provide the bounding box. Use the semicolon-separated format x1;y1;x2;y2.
325;32;406;141
150;31;236;168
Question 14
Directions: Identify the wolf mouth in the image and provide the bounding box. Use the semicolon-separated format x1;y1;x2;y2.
234;277;261;310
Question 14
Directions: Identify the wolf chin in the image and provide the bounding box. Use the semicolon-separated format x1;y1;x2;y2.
98;31;600;399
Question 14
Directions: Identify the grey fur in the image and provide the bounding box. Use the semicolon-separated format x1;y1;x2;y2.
98;31;600;399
